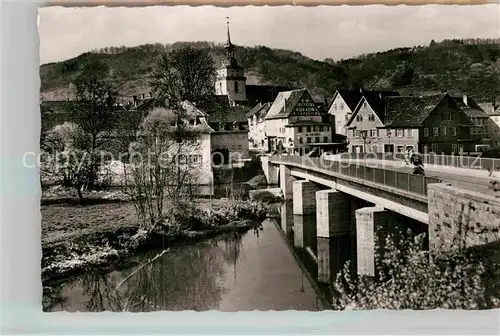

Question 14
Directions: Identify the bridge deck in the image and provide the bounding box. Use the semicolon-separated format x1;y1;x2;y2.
340;158;499;197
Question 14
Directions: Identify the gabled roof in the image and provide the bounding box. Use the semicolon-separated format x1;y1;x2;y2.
451;96;490;118
265;88;320;120
383;94;447;128
329;89;364;112
345;90;400;127
246;102;272;119
180;100;208;117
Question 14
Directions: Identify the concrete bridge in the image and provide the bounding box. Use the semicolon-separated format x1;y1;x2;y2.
260;155;500;278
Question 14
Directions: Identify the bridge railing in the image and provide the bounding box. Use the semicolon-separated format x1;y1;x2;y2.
270;155;443;197
336;152;500;172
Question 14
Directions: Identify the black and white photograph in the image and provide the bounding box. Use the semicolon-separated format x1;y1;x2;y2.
38;4;500;313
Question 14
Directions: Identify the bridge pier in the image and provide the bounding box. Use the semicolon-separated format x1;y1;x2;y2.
316;189;352;238
355;207;391;277
260;156;279;185
316;189;354;284
279;164;297;200
293;180;320;215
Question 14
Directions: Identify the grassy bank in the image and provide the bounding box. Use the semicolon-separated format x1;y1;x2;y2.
42;190;270;285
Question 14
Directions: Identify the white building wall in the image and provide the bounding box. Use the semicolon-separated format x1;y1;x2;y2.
327;95;353;136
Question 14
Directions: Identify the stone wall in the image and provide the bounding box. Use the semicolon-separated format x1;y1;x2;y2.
428;183;500;252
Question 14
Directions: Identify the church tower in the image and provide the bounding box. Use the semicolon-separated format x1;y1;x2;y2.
215;18;247;105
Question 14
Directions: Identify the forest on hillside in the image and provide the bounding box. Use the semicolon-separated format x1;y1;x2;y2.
40;38;500;102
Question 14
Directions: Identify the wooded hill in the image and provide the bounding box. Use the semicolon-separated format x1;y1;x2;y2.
40;38;500;103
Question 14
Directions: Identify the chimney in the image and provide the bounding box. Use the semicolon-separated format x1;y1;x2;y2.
133;95;137;106
463;94;468;106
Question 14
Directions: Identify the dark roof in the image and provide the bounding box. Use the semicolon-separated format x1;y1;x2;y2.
265;89;313;120
207;105;251;124
383;94;447;127
246;102;271;119
361;91;400;123
331;89;364;111
451;96;490;118
245;85;292;106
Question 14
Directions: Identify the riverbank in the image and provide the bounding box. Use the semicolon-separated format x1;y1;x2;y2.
42;189;271;286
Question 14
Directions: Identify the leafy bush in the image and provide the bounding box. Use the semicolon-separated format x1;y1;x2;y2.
334;231;500;310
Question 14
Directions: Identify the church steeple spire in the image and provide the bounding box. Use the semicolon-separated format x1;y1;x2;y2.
224;17;235;61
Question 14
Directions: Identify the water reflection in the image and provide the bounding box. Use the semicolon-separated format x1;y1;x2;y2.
279;200;356;299
46;219;322;312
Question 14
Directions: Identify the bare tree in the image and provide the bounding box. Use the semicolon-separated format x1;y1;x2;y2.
150;46;217;108
70;60;119;193
123;107;203;229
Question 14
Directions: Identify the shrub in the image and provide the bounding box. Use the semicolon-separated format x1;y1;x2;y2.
334;231;500;310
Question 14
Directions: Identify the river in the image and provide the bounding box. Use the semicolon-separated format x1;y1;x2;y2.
44;199;362;312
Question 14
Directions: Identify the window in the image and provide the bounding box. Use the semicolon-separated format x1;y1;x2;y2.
189;119;195;126
397;146;405;153
298;126;303;133
431;144;439;153
313;126;317;132
340;103;344;109
386;129;392;137
307;126;311;132
441;126;446;136
396;129;403;137
356;115;363;122
452;144;458;153
368;114;375;121
363;102;367;108
345;115;349;122
355;130;360;137
406;129;412;137
307;137;311;143
315;137;320;143
234;81;239;93
323;136;328;142
433;127;439;137
424;128;429;137
299;137;303;144
238;145;242;150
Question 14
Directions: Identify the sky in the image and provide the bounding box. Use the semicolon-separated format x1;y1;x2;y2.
38;4;500;65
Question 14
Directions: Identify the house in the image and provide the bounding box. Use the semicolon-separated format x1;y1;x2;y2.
264;88;333;155
327;89;399;136
172;101;215;185
452;95;492;151
346;93;477;155
246;102;272;150
344;91;400;153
